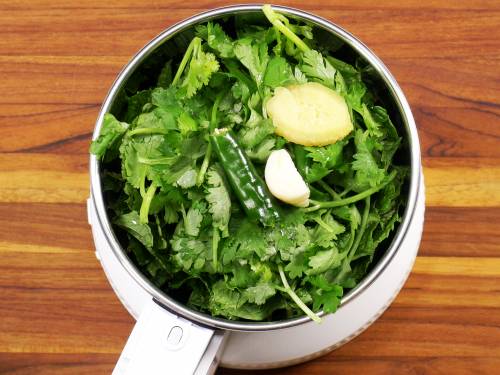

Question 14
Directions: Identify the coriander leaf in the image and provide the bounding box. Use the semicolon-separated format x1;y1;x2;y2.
161;156;192;185
327;56;359;77
376;167;407;214
124;90;151;123
366;106;402;168
362;103;384;138
119;137;147;188
196;22;235;58
244;283;276;305
176;167;197;189
222;219;274;262
309;210;346;248
151;86;181;111
177;112;198;135
306;163;330;183
301;49;336;88
114;211;153;249
187;284;210;310
181;39;219;98
148;185;185;214
308;275;343;313
90;113;129;159
311;286;343;313
285;251;308;279
209;281;269;321
171;235;207;271
305;140;346;169
352;130;386;192
135;108;177;132
205;166;231;237
343;79;366;113
247;137;276;162
307;247;346;275
146;259;169;286
227;264;257;288
294;66;308;84
127;236;150;266
231;80;251;103
326;56;366;113
157;60;173;88
164;204;180;224
263;56;295;88
183;201;206;237
234;38;269;87
332;205;361;231
237;119;275;149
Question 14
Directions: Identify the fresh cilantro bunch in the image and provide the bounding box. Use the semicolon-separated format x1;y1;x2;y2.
90;6;407;322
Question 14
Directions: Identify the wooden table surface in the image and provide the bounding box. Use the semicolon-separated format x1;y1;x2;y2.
1;1;499;374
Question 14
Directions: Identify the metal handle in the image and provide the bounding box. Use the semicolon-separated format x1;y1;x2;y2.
113;298;227;375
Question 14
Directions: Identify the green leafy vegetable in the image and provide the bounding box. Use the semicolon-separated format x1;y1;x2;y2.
301;49;336;88
90;113;129;159
90;5;408;323
205;166;231;237
263;56;295;88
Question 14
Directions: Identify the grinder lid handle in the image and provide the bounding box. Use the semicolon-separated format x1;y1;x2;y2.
113;298;227;375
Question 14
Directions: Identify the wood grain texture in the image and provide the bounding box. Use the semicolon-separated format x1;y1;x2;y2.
0;0;499;374
2;154;499;206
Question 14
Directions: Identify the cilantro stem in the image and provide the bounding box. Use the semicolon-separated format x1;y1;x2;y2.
348;196;370;260
278;265;322;323
139;168;147;197
180;203;187;223
196;143;212;186
262;5;310;53
198;91;223;185
127;127;169;137
172;37;200;86
209;92;224;132
212;226;220;270
313;217;334;233
305;170;397;212
223;59;257;92
334;197;370;283
137;155;176;165
139;182;157;224
317;180;341;200
339;188;351;198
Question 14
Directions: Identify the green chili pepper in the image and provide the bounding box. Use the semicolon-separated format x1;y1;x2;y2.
209;128;281;226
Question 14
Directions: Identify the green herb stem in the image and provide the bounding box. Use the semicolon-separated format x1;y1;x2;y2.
197;92;223;185
317;180;341;200
127;127;169;137
339;189;351;198
196;142;212;186
212;226;220;270
263;5;310;53
137;155;177;165
278;265;322;323
223;59;257;92
139;168;147;197
139;182;157;224
172;37;200;86
313;217;334;233
209;92;224;132
305;170;397;212
334;197;370;283
347;196;371;260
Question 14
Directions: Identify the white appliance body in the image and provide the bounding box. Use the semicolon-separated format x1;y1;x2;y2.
88;174;425;369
